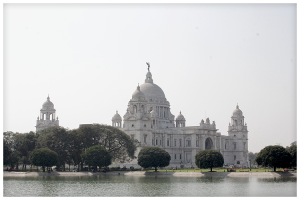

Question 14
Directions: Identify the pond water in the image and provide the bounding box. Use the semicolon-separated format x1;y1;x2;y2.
3;175;297;197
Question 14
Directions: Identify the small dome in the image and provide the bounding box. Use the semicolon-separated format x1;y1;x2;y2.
132;84;145;101
176;111;185;121
112;111;122;121
42;95;54;110
233;104;243;116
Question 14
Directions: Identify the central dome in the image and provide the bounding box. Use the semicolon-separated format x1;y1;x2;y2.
140;83;165;99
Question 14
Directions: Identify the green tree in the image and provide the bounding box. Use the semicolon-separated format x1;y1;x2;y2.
81;145;112;170
195;150;224;172
3;131;16;168
76;124;138;170
37;127;72;171
13;132;37;171
137;147;171;172
29;148;58;172
255;145;292;171
286;141;297;168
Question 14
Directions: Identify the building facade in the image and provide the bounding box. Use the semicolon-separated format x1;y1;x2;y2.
112;68;249;168
36;95;59;131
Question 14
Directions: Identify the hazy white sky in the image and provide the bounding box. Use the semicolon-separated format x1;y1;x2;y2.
3;3;297;153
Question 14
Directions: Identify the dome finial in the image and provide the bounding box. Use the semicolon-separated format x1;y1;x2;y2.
137;83;140;91
47;94;50;101
146;62;150;72
236;103;239;109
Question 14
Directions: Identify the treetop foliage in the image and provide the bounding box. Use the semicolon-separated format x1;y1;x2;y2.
195;150;224;171
3;124;138;171
81;145;112;168
29;148;58;170
255;145;292;171
138;147;171;171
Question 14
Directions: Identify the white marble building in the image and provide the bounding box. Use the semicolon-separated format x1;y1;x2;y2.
112;68;249;168
36;95;59;131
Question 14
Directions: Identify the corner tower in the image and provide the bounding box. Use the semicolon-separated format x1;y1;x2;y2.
227;104;248;167
36;95;59;131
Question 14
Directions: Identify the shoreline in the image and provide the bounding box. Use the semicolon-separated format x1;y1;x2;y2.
3;171;297;177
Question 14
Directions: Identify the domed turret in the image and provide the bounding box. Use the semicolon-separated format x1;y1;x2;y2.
176;111;186;127
233;104;243;116
132;84;145;101
112;111;122;128
36;95;59;131
176;111;185;121
230;104;245;127
42;95;54;110
112;111;122;121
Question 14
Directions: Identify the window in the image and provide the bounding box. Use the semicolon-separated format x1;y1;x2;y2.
144;136;147;144
196;140;199;147
132;124;134;127
225;143;227;149
156;139;158;145
179;139;182;147
160;140;161;145
186;140;191;147
152;139;154;145
175;154;176;159
244;143;246;149
234;143;236;150
234;156;236;160
144;124;146;127
174;140;177;146
167;140;169;146
180;154;181;159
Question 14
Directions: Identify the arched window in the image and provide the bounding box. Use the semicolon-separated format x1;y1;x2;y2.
133;105;137;113
205;137;213;150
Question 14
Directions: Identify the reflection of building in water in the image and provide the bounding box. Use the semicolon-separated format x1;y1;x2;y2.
36;95;59;131
112;67;249;168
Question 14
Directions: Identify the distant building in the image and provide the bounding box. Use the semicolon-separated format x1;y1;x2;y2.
112;68;249;168
36;95;59;131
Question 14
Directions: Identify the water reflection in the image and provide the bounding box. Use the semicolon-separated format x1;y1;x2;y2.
4;175;296;197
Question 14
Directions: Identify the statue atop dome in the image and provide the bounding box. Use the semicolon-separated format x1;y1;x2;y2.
146;62;150;71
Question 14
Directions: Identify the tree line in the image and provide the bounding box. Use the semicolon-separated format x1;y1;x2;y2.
3;124;297;172
3;124;138;171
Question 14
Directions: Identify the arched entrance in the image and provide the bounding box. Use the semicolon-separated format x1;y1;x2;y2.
205;137;213;150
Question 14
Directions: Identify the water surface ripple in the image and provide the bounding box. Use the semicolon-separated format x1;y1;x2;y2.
3;175;297;197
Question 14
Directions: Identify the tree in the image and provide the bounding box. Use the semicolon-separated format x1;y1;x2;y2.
29;148;58;172
3;131;16;168
286;141;297;168
37;127;72;171
76;124;138;170
13;132;37;171
255;145;292;171
81;145;112;170
137;147;171;172
195;150;224;172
